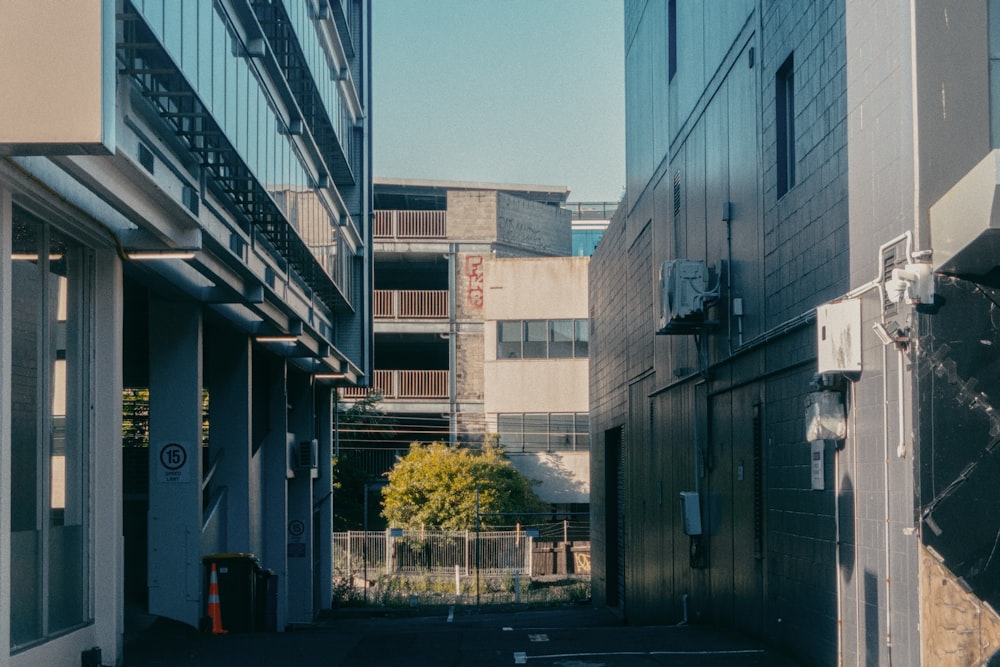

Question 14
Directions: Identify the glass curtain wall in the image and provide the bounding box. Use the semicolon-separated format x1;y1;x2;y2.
130;0;352;295
10;205;93;649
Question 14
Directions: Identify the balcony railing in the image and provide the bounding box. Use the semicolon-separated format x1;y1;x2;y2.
340;370;449;400
374;289;449;319
374;210;446;239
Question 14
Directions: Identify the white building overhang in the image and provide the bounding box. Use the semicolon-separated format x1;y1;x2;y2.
930;149;1000;275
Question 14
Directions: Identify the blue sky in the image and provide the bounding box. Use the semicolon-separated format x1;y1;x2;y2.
372;1;624;203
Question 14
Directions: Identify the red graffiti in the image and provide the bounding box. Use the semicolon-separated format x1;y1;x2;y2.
465;255;484;309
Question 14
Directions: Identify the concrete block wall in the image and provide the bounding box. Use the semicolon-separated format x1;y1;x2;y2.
761;0;851;323
454;322;484;406
588;206;629;611
495;192;571;256
447;190;499;243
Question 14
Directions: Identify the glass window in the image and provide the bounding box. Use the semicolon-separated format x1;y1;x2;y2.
575;413;590;450
550;413;575;450
498;413;523;452
776;53;796;198
10;206;93;648
574;319;589;358
498;321;522;359
549;320;574;358
523;321;548;358
523;414;548;452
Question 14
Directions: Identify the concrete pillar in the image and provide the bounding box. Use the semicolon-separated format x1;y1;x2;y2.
286;368;315;624
206;328;252;552
93;249;124;661
147;297;203;627
261;355;289;631
315;384;333;611
0;186;12;656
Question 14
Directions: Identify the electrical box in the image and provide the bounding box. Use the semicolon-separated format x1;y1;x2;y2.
816;298;862;374
679;491;702;536
657;260;719;334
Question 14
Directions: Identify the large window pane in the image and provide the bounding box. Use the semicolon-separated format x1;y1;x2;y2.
47;230;88;633
523;321;547;358
575;413;590;450
575;319;589;358
550;413;574;451
10;208;92;647
498;321;522;359
498;413;523;452
11;211;42;646
549;320;573;358
523;414;548;452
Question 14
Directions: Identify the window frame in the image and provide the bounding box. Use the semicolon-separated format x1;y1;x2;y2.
776;53;796;198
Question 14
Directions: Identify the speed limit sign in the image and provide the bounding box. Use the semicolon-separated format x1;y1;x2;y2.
157;442;190;483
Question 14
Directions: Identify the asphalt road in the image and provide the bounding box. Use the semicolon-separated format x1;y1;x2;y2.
124;605;802;666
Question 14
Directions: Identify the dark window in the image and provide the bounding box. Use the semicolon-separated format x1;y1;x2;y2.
498;320;522;359
668;0;677;81
549;320;574;358
523;414;549;452
575;319;589;358
523;321;548;358
575;413;590;450
497;319;589;360
497;413;590;452
550;413;575;451
498;414;523;451
776;53;795;198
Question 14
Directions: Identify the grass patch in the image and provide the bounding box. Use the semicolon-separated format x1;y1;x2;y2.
333;572;590;609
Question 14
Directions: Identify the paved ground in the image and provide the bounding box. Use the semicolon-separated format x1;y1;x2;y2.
123;604;802;666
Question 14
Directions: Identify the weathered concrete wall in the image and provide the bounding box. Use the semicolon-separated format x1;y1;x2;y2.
484;257;588;322
496;193;571;257
507;452;590;504
446;190;498;243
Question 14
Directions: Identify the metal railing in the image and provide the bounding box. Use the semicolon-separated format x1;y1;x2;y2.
373;210;447;239
340;370;449;400
374;289;449;319
333;529;532;578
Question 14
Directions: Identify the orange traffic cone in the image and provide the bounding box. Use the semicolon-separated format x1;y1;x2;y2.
207;562;227;634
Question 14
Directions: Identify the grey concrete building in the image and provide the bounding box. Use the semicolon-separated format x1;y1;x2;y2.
0;1;371;664
590;1;1000;664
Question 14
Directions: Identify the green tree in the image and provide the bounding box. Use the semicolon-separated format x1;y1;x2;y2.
381;440;547;530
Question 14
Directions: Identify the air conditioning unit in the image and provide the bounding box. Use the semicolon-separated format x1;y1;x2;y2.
657;259;720;334
291;438;319;478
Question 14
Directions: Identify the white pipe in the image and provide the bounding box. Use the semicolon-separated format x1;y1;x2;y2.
851;383;862;666
835;417;843;665
881;343;894;663
896;347;907;458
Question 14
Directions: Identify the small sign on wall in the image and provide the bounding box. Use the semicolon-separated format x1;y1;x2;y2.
157;442;190;483
810;440;825;490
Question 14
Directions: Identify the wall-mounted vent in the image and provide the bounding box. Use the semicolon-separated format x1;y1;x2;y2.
673;171;681;217
657;259;720;335
294;439;318;471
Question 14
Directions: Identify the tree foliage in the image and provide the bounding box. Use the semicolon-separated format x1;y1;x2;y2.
331;391;395;530
381;441;547;530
